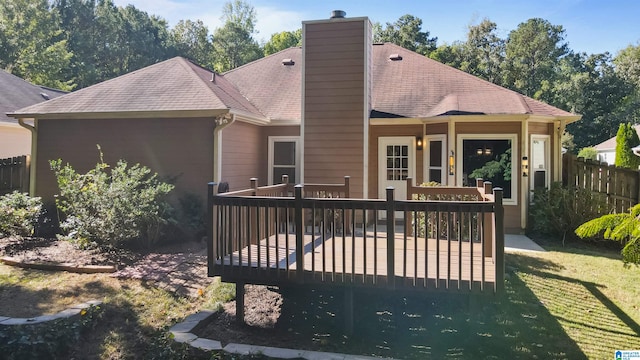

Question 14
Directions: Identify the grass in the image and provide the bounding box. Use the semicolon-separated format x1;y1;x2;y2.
1;239;639;359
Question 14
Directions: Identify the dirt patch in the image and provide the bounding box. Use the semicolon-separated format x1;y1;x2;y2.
0;237;139;267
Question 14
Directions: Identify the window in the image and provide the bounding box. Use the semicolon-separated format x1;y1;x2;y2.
457;134;517;204
386;144;409;180
530;135;550;191
425;135;446;185
268;137;299;185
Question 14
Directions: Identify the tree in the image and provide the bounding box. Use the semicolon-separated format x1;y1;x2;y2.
503;18;569;97
263;29;301;56
576;203;640;264
615;123;640;169
211;0;261;72
170;19;212;67
559;53;634;149
460;19;505;85
0;0;74;90
373;14;437;56
614;43;640;89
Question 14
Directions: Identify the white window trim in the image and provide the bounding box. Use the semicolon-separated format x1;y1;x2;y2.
424;134;447;185
268;136;300;185
530;134;551;191
456;133;518;206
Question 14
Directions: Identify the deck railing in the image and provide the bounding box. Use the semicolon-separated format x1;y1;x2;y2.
207;177;504;295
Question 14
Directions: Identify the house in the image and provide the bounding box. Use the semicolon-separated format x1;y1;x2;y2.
8;11;580;233
593;125;640;165
0;70;65;158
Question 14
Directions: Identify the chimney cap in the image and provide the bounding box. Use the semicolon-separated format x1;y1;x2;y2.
330;10;346;19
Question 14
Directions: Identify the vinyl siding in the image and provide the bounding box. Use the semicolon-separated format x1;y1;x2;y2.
303;19;370;197
368;125;424;199
221;121;261;190
36;117;215;205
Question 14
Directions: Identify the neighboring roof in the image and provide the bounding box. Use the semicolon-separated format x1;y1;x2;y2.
10;43;579;123
0;70;66;124
594;124;640;151
10;57;262;119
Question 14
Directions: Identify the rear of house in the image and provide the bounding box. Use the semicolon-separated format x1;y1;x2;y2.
9;11;580;235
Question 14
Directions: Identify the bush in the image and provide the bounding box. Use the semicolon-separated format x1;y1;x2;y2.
577;147;598;161
528;182;611;242
50;148;175;249
0;191;43;237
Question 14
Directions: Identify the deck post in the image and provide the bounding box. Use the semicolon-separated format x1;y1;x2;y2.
493;188;504;293
250;178;258;196
483;182;493;257
207;182;217;277
236;282;245;324
386;187;395;288
344;286;354;335
295;185;304;283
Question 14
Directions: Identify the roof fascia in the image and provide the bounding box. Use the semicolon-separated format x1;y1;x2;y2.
7;109;229;120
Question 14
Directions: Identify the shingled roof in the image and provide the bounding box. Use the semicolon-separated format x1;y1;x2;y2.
10;57;262;119
0;70;65;124
10;43;578;123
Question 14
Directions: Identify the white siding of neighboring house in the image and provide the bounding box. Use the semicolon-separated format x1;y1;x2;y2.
596;149;615;165
0;123;30;158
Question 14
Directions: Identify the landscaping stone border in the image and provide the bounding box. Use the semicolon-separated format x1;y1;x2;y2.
169;310;395;360
0;256;116;273
0;300;102;326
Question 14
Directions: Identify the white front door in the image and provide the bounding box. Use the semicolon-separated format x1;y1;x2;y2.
378;137;415;219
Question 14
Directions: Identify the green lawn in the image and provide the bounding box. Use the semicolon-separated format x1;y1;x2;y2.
1;240;639;359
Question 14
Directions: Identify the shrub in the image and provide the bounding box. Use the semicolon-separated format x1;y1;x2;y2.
50;148;175;249
0;191;43;237
615;122;640;169
575;203;640;265
577;147;598;161
528;182;611;242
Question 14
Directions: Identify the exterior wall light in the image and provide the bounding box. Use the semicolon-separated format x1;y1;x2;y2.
416;136;423;151
522;156;529;177
449;151;455;176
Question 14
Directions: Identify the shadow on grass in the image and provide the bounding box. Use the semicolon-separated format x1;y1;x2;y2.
254;267;587;359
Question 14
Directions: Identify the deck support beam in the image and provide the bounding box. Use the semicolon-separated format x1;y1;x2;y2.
236;282;245;324
344;287;354;335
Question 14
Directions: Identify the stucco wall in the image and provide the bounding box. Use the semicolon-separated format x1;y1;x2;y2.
0;124;31;158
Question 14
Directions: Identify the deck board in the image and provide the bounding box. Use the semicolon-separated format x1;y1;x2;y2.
216;232;495;284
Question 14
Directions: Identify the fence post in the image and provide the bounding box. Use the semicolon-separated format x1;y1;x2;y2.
295;184;304;283
207;182;218;277
493;187;504;294
386;186;395;288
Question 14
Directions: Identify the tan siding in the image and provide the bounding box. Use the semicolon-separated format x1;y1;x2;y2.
368;125;424;199
304;19;369;197
528;122;551;135
221;121;261;190
426;122;447;134
456;122;521;134
36;117;214;206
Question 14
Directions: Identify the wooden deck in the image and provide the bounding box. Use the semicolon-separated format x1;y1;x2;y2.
215;231;496;291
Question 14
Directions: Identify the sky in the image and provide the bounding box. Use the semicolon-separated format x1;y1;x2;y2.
112;0;640;56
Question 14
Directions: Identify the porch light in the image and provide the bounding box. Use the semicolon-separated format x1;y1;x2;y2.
416;136;423;151
449;151;455;176
522;156;529;177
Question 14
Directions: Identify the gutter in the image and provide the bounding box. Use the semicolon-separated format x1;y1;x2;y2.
213;112;236;184
17;118;36;195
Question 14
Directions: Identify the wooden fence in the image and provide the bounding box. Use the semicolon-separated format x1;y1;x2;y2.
0;155;30;195
563;154;639;213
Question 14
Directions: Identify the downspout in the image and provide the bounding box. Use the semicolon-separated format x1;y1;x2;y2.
18;118;36;196
213;113;236;184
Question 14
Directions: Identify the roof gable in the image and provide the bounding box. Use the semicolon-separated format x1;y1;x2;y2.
10;57;262;119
